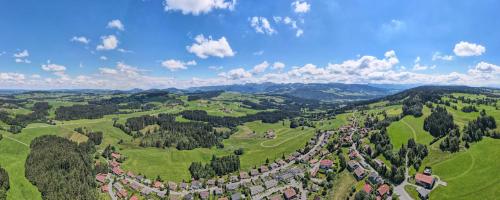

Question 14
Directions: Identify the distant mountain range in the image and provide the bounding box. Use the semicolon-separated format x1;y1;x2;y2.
188;82;418;102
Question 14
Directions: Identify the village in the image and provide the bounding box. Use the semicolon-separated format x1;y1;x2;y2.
96;114;442;200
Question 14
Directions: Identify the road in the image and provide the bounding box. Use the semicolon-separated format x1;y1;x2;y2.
107;175;118;200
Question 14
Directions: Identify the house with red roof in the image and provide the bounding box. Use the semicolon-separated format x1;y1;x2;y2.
129;195;139;200
111;152;121;160
283;187;297;200
319;159;333;169
363;183;372;194
96;173;107;183
101;185;109;193
110;160;120;168
153;181;163;189
377;184;390;197
112;167;124;175
415;173;435;189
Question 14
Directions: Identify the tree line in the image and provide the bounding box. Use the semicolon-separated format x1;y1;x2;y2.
25;135;98;200
0;102;51;134
74;127;103;145
180;110;295;128
189;155;240;179
0;166;9;200
462;110;497;144
55;104;118;120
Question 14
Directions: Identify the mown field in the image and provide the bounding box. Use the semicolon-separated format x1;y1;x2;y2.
387;106;434;150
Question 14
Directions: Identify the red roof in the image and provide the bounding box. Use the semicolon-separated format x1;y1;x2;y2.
320;159;333;167
111;152;121;159
154;181;163;188
415;173;435;185
96;173;107;183
284;187;297;199
117;189;128;198
129;195;139;200
127;171;135;178
110;160;120;168
363;183;372;194
112;167;124;175
377;184;390;196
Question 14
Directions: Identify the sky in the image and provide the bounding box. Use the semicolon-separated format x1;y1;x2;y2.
0;0;499;89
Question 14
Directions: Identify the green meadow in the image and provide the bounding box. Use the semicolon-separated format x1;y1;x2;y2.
387;106;434;149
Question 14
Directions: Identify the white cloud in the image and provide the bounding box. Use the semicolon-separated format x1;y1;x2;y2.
432;52;453;61
291;1;310;13
296;29;304;37
219;68;252;80
453;41;485;57
412;56;435;71
13;50;31;63
163;0;236;15
0;73;25;83
96;35;119;51
41;63;66;72
274;16;304;37
187;34;235;59
250;17;276;35
468;61;500;75
107;19;125;31
272;62;285;70
208;66;223;71
99;67;118;75
251;61;269;74
253;50;264;56
117;48;133;53
161;59;197;71
70;36;90;44
100;56;108;60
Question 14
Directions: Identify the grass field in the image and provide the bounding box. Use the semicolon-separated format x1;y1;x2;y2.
387;106;434;149
330;170;356;200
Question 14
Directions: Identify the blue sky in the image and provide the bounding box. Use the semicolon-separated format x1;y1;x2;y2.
0;0;499;89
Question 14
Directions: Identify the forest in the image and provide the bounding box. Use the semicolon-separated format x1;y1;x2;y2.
55;104;118;120
25;135;98;200
180;110;295;128
462;110;497;143
0;102;51;133
0;166;8;200
189;155;240;179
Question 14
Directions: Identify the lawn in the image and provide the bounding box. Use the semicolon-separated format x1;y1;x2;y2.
387;106;434;149
427;138;500;200
330;170;357;200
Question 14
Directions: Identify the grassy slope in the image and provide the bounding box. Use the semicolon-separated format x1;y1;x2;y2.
387;106;434;150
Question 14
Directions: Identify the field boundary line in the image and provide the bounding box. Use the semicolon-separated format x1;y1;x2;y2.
3;135;29;147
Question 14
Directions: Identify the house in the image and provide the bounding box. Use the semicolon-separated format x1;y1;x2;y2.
265;130;276;139
130;181;142;191
191;180;203;190
218;198;229;200
367;172;383;185
127;171;135;178
184;193;194;200
113;182;123;191
417;187;431;200
226;182;240;191
143;179;152;185
168;181;178;191
319;159;333;169
231;192;242;200
112;167;124;175
269;194;282;200
120;179;129;185
111;152;121;160
214;187;223;195
141;187;153;195
217;178;225;186
347;160;360;171
240;172;250;179
101;185;109;193
96;173;107;183
230;175;239;183
206;179;216;187
310;167;319;177
423;167;432;175
377;184;390;197
250;169;259;176
129;195;139;200
264;179;278;189
363;183;372;194
415;173;435;189
110;160;120;168
373;159;385;168
278;159;287;166
353;167;366;180
270;163;279;169
153;181;163;189
260;165;269;173
309;159;318;165
200;191;210;200
349;151;358;159
156;190;167;198
180;182;189;190
283;187;297;200
117;189;128;199
250;185;265;196
135;175;144;182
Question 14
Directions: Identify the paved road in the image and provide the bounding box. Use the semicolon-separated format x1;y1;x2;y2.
107;175;118;200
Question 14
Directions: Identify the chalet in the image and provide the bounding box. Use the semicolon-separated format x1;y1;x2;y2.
200;191;210;200
363;183;372;194
260;165;269;173
353;167;366;180
111;152;121;160
96;173;107;183
240;171;250;179
191;180;202;190
231;192;242;200
264;179;278;189
415;173;435;189
283;187;297;200
417;187;431;200
141;187;153;195
110;160;120;168
112;167;124;175
130;181;142;191
347;160;360;171
167;181;177;191
226;182;240;191
250;185;265;196
153;181;163;189
230;175;239;182
117;189;128;199
319;159;333;169
129;195;139;200
127;171;135;178
377;184;390;197
250;169;259;176
214;187;223;195
120;179;129;185
101;185;109;193
206;179;216;187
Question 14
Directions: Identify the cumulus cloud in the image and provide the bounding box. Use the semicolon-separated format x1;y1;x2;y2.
70;36;90;44
251;61;269;74
291;1;310;13
41;63;66;72
107;19;124;31
0;73;25;83
100;56;108;60
187;34;235;59
250;17;276;35
219;68;252;80
13;50;31;63
161;59;197;71
163;0;236;15
432;52;453;61
453;41;485;56
272;62;285;70
96;35;119;51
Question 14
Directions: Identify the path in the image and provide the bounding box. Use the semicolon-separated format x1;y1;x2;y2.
3;134;29;146
107;176;118;200
393;152;413;200
401;119;418;142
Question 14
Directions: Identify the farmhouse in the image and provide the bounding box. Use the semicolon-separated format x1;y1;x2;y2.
265;129;276;139
415;173;435;189
417;187;431;200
